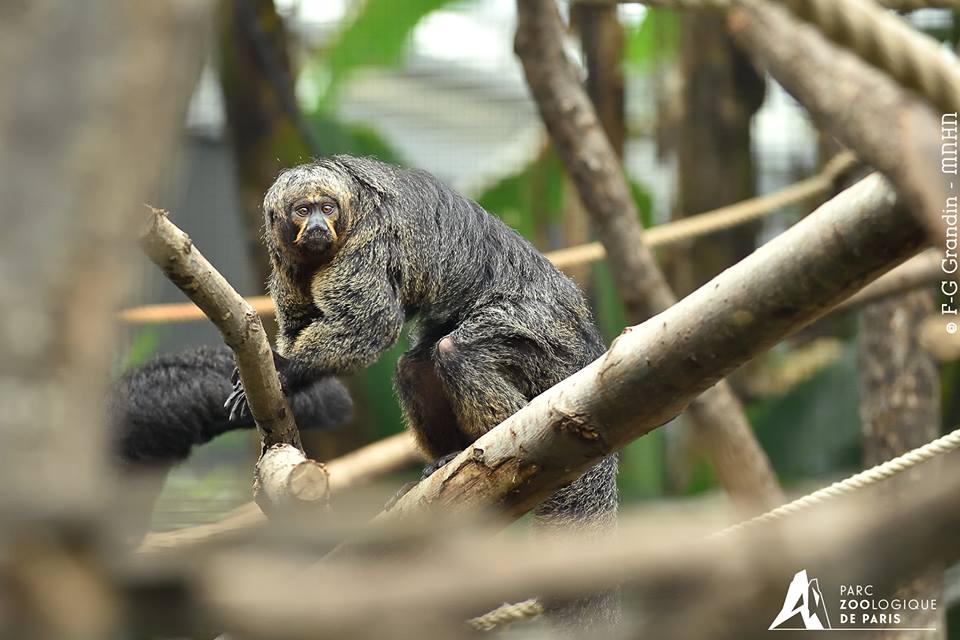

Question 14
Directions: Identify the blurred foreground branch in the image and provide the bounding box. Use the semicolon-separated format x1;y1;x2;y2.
0;2;212;637
138;432;421;555
198;447;960;640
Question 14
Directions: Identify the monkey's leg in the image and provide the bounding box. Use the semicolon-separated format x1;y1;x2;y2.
434;325;620;632
430;332;530;442
394;342;470;460
385;343;472;510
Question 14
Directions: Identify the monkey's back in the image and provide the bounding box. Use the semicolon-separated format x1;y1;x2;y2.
391;167;606;388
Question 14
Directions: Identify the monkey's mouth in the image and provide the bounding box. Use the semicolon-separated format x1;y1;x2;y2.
296;231;332;251
292;227;336;261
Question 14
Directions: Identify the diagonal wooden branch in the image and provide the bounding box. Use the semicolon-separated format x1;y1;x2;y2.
350;173;926;542
515;0;782;512
729;0;951;250
138;208;327;510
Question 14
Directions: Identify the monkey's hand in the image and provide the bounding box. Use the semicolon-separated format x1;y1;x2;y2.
384;450;462;510
224;351;293;423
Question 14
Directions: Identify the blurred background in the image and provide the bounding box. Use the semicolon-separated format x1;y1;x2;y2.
121;0;960;551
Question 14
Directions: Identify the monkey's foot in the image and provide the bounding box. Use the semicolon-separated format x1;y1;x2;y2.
384;450;463;511
384;481;418;511
225;364;292;423
224;377;250;423
420;450;462;480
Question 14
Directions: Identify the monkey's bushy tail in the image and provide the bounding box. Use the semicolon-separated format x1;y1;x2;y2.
107;345;352;468
532;454;620;632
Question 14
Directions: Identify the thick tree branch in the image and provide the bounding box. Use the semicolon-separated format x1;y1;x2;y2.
515;0;781;511
376;173;925;530
729;0;951;249
833;249;941;313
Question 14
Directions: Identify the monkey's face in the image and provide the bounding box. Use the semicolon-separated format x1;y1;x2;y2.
284;196;341;260
265;165;356;269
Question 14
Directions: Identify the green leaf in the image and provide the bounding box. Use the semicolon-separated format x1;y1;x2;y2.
309;111;405;164
624;8;680;71
750;341;862;483
322;0;462;104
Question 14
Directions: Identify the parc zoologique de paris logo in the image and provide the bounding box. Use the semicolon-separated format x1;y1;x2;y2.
769;570;938;632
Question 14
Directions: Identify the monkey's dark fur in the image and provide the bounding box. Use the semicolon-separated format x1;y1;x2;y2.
246;155;618;629
109;345;352;468
107;345;351;545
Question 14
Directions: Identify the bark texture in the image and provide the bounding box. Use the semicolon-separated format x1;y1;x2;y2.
860;291;944;639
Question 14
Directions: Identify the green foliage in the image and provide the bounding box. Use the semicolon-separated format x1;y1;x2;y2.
750;341;862;482
119;327;161;372
476;148;566;240
321;0;462;104
310;111;404;164
360;334;411;439
624;8;681;72
617;426;666;501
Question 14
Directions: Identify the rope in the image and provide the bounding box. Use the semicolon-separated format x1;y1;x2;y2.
575;0;960;12
466;598;545;632
468;426;960;631
775;0;960;116
120;153;856;324
715;426;960;538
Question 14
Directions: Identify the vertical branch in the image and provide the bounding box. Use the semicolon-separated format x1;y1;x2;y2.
672;11;764;296
139;209;302;451
859;291;944;638
515;0;783;512
565;4;625;289
218;0;317;285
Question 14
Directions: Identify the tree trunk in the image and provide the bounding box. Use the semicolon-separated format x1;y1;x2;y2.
217;0;313;286
859;291;944;639
672;12;764;296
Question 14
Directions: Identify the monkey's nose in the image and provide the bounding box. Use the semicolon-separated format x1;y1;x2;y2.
304;215;326;235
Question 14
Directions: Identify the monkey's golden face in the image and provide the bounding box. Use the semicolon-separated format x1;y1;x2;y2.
264;164;355;269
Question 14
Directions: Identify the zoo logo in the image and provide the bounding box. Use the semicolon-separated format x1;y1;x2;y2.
769;569;832;631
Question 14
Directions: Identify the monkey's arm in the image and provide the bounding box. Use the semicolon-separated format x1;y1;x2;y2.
280;281;405;377
226;252;404;420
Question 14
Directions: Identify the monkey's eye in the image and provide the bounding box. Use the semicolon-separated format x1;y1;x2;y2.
293;206;310;219
320;203;336;216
